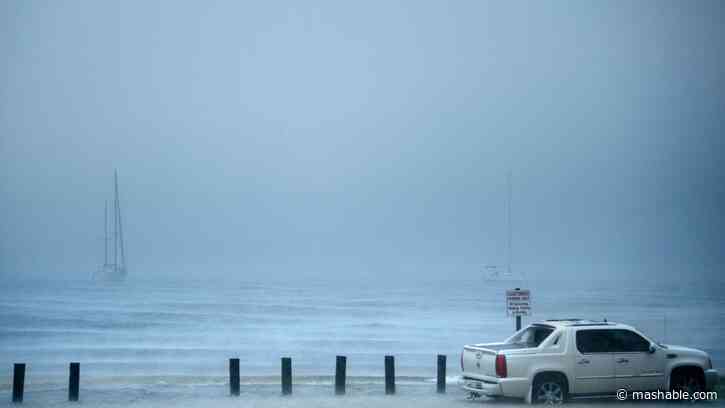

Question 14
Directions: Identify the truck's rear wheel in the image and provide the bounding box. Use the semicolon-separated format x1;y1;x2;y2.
533;375;567;405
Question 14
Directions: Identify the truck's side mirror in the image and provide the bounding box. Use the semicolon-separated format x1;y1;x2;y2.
648;344;657;354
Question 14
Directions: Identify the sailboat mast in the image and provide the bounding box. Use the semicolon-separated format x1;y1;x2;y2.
113;170;118;272
115;171;125;272
507;171;512;276
104;200;108;265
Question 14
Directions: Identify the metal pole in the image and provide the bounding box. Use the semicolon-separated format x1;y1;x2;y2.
514;287;522;331
68;362;80;401
436;355;446;393
384;355;395;395
229;358;240;396
281;357;292;395
335;356;346;395
12;363;25;403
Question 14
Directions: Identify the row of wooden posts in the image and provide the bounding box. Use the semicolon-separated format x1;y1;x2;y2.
10;355;448;403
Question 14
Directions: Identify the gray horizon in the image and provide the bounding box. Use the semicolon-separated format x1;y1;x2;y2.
1;0;724;283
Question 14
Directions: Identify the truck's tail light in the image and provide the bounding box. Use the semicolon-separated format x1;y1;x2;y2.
460;351;464;371
495;354;507;378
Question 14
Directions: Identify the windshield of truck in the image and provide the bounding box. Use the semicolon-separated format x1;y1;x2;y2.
505;325;554;347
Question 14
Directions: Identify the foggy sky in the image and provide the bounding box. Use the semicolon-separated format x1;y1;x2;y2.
1;1;724;282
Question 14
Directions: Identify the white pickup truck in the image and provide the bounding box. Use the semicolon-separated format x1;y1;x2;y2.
461;319;718;404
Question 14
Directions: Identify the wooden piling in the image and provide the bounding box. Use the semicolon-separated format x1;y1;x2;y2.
436;354;446;393
281;357;292;395
12;363;25;403
384;355;395;395
335;355;346;395
68;362;80;401
229;358;240;396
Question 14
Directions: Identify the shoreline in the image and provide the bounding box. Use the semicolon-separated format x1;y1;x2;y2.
0;374;455;391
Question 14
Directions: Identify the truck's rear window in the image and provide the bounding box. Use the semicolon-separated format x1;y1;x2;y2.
505;325;554;348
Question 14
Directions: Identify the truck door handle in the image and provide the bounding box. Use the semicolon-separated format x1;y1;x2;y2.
578;359;590;365
616;358;629;363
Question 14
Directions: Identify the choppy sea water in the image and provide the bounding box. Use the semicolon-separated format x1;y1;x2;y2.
1;275;723;406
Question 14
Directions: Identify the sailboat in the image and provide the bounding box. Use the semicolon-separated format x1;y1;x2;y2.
94;170;127;281
484;172;524;284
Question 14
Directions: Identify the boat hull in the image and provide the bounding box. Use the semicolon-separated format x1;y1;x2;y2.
94;265;126;282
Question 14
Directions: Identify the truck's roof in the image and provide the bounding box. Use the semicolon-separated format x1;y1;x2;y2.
535;319;631;329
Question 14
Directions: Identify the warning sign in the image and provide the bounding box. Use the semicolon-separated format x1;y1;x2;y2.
506;289;531;316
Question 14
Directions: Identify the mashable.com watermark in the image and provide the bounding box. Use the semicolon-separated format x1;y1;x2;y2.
617;388;718;401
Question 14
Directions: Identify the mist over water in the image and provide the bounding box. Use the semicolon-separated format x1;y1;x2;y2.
2;0;725;406
2;0;725;284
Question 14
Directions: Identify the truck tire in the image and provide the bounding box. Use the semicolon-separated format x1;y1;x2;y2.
532;374;567;405
670;368;705;396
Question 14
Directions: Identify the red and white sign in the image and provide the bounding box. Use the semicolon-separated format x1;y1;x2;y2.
506;289;531;316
